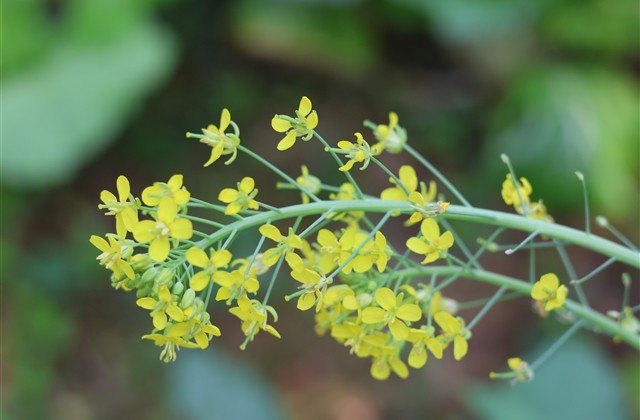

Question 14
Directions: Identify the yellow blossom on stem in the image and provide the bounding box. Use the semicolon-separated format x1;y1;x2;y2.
406;326;444;368
434;311;470;361
132;200;193;262
229;296;281;345
405;188;444;226
369;112;407;154
380;165;434;205
350;231;390;273
141;174;190;208
186;246;233;292
165;314;222;349
98;175;139;238
501;174;533;213
136;285;185;330
295;165;322;204
406;218;454;264
370;346;409;380
218;177;259;215
531;273;568;312
90;234;135;281
259;224;304;266
214;269;260;304
186;108;241;166
286;253;331;311
489;357;534;382
361;287;422;340
336;132;381;172
271;96;318;151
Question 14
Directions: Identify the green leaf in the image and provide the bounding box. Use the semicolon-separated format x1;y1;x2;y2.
2;23;177;188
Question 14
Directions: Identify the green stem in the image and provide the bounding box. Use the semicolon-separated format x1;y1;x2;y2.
193;200;639;268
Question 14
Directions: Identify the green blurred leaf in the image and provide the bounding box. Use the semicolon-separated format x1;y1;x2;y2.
464;335;632;420
167;350;286;420
485;67;639;220
2;23;177;188
541;0;638;56
231;0;377;79
397;0;537;42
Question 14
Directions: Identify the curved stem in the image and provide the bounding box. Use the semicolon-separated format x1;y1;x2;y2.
193;200;638;268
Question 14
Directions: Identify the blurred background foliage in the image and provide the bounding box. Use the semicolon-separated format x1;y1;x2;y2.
2;0;638;419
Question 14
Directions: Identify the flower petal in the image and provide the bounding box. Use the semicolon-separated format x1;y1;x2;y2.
271;117;292;133
361;307;386;324
218;188;238;204
186;247;209;267
277;131;297;151
374;287;396;310
116;175;131;201
220;108;231;131
149;237;170;262
396;304;422;322
420;218;440;241
90;235;110;252
306;111;318;129
259;224;283;242
169;218;193;240
389;319;409;340
453;336;468;360
298;96;312;116
190;271;211;292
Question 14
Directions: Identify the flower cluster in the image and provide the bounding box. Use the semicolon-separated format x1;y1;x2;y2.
91;96;635;384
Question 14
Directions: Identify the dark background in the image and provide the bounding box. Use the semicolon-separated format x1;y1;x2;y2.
3;0;639;419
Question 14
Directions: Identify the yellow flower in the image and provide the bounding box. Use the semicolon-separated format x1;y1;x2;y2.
501;175;532;211
370;347;409;380
187;108;241;166
434;311;470;361
165;315;222;349
406;218;454;264
508;357;533;382
186;246;233;291
214;269;260;304
133;200;193;262
501;174;553;222
336;132;381;172
141;174;190;208
296;165;322;204
370;112;407;153
380;165;432;204
271;96;318;151
489;357;534;382
218;177;259;215
531;273;568;312
98;175;139;238
406;188;443;226
361;287;422;340
229;296;281;345
406;326;443;368
286;253;331;311
350;231;390;273
136;285;185;330
90;234;135;280
259;224;304;266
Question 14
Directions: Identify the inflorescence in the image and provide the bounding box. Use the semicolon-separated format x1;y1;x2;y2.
92;96;639;380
